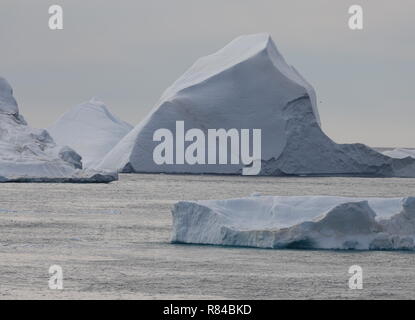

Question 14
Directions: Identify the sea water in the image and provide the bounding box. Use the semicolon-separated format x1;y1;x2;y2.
0;174;415;299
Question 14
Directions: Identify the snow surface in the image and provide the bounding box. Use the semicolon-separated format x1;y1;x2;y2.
171;196;415;250
48;98;133;167
382;148;415;159
97;34;415;177
0;78;117;183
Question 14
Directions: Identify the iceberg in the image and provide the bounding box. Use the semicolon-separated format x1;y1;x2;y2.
382;148;415;160
171;195;415;250
97;33;415;177
48;98;133;167
0;77;117;183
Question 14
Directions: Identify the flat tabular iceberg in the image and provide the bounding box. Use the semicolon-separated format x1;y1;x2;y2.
172;196;415;250
0;78;117;183
48;98;133;168
98;34;415;177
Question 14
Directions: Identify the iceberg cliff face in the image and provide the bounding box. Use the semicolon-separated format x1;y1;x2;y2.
48;98;133;168
0;78;117;183
171;196;415;250
97;34;415;177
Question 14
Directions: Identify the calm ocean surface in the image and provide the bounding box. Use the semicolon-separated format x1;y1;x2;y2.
1;174;415;299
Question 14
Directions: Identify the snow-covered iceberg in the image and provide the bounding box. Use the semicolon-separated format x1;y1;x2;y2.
97;33;415;177
382;148;415;160
0;77;117;183
171;196;415;250
48;98;133;167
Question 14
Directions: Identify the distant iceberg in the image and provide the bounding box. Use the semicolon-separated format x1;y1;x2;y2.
48;97;133;168
0;77;117;183
382;148;415;160
171;195;415;250
0;77;18;115
98;34;415;177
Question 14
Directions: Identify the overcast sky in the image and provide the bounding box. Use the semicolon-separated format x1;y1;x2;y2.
1;0;414;147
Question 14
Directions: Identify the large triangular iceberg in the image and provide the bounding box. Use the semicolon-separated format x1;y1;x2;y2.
48;98;133;167
97;33;415;177
0;77;117;182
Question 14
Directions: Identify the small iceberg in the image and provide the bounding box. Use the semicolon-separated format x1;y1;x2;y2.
0;77;117;183
48;97;133;168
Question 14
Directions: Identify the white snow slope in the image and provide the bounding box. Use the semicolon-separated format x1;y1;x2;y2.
382;148;415;160
172;196;415;250
48;98;133;168
97;33;415;177
0;78;117;183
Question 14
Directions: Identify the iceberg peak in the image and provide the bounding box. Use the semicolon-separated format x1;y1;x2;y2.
48;99;133;167
0;77;19;115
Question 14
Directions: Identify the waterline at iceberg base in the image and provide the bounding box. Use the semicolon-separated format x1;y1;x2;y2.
171;196;415;250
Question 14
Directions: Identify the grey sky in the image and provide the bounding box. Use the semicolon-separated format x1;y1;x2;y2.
1;0;414;147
